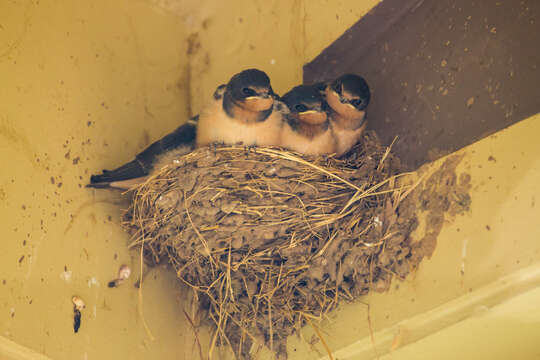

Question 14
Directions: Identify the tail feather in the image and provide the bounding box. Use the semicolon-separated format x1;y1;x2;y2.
89;159;147;184
88;119;198;188
86;182;113;189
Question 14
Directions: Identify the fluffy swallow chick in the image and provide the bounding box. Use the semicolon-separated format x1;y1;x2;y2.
87;117;197;189
196;69;283;148
324;74;371;156
279;84;336;156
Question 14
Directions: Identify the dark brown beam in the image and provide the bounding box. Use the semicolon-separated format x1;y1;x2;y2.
304;0;540;169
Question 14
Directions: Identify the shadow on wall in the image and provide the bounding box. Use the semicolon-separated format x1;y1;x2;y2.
304;0;540;169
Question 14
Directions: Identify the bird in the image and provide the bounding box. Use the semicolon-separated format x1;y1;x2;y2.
195;68;284;148
88;69;282;190
322;74;371;157
279;84;336;156
87;117;197;189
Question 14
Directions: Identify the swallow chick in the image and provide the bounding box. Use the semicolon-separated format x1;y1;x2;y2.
279;84;336;156
87;117;197;189
196;68;283;148
324;74;371;156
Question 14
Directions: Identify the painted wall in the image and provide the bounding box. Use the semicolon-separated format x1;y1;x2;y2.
2;1;539;359
0;0;380;359
1;1;193;359
149;0;381;115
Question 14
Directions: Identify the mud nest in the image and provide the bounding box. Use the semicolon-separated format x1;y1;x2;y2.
123;131;424;359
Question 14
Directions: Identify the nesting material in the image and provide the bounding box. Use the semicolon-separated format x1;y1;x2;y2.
122;132;427;359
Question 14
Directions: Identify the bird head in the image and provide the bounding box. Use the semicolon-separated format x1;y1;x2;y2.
282;84;328;126
226;69;276;112
325;74;370;120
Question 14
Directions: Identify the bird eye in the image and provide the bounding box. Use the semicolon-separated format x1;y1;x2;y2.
295;104;308;112
242;87;256;96
350;99;363;107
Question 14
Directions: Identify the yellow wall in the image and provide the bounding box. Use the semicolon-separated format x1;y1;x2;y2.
1;1;194;359
2;1;539;359
0;0;381;359
165;0;381;114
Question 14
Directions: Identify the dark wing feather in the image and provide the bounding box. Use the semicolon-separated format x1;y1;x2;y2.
88;117;198;187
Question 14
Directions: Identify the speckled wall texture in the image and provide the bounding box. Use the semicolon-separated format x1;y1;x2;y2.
0;1;380;359
2;1;539;359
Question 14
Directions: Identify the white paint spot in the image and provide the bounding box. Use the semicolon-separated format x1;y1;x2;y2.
60;270;73;283
270;58;276;65
373;216;382;228
461;238;468;275
87;277;100;288
173;159;180;164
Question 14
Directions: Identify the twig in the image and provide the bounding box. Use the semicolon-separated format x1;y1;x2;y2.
303;315;334;360
182;309;204;360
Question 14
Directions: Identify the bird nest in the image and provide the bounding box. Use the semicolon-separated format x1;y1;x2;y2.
122;131;423;359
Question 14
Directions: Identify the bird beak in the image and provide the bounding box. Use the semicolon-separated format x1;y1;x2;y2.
246;92;271;100
298;110;319;116
299;103;324;114
298;110;327;125
242;94;274;111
